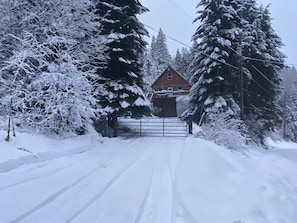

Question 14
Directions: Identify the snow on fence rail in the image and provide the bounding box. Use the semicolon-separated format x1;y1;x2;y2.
118;117;189;137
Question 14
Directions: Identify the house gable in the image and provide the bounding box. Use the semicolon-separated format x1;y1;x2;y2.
151;66;191;96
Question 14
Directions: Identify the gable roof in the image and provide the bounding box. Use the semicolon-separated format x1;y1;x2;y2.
151;66;190;87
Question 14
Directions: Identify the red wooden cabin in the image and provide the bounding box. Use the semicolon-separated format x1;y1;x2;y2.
151;66;191;117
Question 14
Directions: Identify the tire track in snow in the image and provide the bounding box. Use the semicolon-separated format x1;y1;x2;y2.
170;138;199;223
8;164;103;223
0;148;100;191
134;138;186;223
133;146;163;223
63;142;154;223
0;162;78;191
7;140;143;223
169;138;187;222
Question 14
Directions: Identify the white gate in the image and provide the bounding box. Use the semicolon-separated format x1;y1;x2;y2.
118;117;189;137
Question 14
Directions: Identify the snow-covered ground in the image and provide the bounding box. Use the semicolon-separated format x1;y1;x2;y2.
0;130;297;223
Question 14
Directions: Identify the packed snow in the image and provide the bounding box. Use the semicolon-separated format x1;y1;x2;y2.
0;130;297;223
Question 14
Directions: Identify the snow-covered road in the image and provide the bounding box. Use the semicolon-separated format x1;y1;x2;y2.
1;137;297;223
1;138;184;223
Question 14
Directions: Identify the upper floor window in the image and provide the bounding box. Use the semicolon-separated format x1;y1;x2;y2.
167;73;173;80
178;86;183;91
167;87;173;91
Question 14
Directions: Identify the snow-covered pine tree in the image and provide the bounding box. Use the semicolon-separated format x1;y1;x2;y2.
189;0;242;123
142;33;170;84
174;47;192;80
174;49;182;71
280;67;297;141
139;49;156;96
151;29;172;75
95;0;151;117
242;4;285;142
140;48;153;81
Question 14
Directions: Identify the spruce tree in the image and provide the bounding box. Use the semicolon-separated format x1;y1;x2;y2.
95;0;150;117
243;4;285;142
140;49;156;85
280;67;297;141
152;28;172;74
174;47;192;80
190;0;285;143
189;0;242;122
174;49;182;72
143;30;172;82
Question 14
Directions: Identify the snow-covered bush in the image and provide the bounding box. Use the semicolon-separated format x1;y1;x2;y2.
201;112;249;150
0;116;6;131
0;0;106;136
19;52;97;135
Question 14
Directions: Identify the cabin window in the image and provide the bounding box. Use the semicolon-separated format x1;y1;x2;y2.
167;73;173;80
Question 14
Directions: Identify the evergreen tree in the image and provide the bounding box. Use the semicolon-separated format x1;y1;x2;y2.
142;30;173;84
280;67;297;141
151;28;172;75
140;45;156;83
190;0;285;143
174;49;182;72
150;35;157;60
243;4;285;142
189;0;242;122
174;47;192;80
95;0;150;117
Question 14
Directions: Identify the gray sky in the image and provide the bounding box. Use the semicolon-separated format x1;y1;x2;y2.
139;0;297;67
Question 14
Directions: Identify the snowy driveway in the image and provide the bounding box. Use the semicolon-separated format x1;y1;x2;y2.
1;138;185;223
1;137;297;223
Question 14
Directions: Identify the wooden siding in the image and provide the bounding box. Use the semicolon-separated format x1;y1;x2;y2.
151;66;191;97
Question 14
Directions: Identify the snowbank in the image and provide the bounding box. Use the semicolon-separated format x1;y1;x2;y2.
0;130;101;172
176;138;297;223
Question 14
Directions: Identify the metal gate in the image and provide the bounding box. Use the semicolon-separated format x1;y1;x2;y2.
118;117;189;137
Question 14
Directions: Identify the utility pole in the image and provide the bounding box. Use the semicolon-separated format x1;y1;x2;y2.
238;36;244;120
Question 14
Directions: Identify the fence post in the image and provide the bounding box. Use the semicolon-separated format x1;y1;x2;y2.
139;118;142;136
188;114;193;135
113;112;118;137
99;116;108;137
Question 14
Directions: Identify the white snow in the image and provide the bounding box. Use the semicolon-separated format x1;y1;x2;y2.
204;96;214;105
120;101;130;109
112;48;124;52
133;97;150;107
0;130;297;223
119;57;132;64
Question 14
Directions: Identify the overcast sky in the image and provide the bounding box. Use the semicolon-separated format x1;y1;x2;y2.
139;0;297;67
